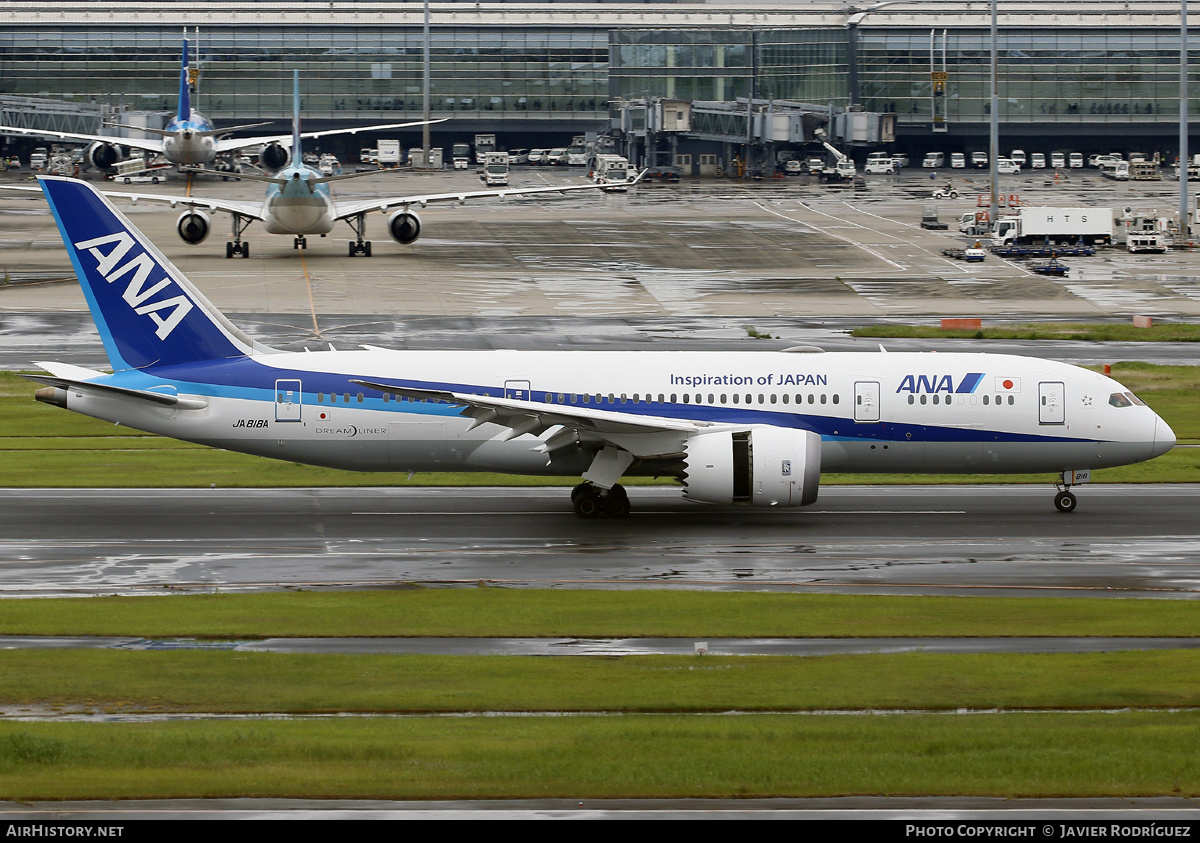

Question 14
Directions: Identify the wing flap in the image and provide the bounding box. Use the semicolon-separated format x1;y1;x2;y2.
350;379;704;456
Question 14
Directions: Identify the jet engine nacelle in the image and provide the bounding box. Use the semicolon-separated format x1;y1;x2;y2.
260;142;290;171
682;426;821;507
176;210;211;245
87;142;121;170
387;209;422;245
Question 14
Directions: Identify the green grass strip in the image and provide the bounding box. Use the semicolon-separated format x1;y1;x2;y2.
1;712;1198;800
3;591;1198;639
1;650;1198;713
851;322;1200;343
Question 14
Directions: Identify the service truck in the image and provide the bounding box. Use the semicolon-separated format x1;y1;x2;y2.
567;135;591;166
991;207;1113;247
480;151;510;186
377;139;401;168
591;153;631;190
473;133;496;164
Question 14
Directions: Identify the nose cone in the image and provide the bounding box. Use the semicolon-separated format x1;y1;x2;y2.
1152;414;1177;458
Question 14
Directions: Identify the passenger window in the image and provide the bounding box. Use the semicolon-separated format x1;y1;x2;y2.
317;393;324;403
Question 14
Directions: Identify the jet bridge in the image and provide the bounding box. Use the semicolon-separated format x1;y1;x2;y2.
613;96;894;177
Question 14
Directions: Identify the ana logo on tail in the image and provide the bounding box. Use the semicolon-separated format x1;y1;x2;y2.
73;231;194;340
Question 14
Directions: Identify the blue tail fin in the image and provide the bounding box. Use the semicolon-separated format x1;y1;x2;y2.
291;69;302;163
178;36;191;123
38;176;257;372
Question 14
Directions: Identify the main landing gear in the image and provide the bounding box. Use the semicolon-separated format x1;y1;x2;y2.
346;213;372;257
225;214;252;259
571;482;630;519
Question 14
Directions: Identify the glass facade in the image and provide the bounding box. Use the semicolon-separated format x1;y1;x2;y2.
1;16;1197;130
609;28;848;105
858;28;1196;123
0;26;609;119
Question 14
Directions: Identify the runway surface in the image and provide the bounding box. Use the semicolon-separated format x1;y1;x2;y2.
3;484;1198;598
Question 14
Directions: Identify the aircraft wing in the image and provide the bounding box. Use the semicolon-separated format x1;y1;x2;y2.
0;124;165;156
351;377;709;459
0;183;264;220
82;187;265;222
211;118;448;154
331;172;645;222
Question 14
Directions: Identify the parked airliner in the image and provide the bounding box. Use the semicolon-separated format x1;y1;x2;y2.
59;71;643;257
27;176;1175;517
0;37;433;172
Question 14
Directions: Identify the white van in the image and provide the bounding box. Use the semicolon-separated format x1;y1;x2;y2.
1051;152;1066;169
923;152;944;168
950;152;966;169
1069;152;1084;168
1030;153;1046;169
996;158;1021;175
1010;150;1027;167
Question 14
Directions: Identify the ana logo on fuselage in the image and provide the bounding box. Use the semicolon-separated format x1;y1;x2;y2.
896;373;985;395
73;231;194;340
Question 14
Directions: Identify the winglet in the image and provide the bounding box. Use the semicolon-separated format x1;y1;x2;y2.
36;176;261;371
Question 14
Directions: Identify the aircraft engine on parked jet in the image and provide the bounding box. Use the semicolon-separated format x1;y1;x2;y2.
387;209;422;245
681;426;821;507
176;210;211;245
260;143;290;171
86;142;122;170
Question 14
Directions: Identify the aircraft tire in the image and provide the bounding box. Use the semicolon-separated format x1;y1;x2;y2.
364;242;372;257
1054;490;1077;513
604;485;630;518
573;490;603;519
226;242;234;259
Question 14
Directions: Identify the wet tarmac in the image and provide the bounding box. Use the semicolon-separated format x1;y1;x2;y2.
2;485;1198;599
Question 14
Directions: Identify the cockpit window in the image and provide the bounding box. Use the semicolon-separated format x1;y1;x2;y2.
1109;392;1133;408
1124;392;1146;406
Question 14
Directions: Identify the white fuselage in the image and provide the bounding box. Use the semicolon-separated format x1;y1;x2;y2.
60;349;1174;480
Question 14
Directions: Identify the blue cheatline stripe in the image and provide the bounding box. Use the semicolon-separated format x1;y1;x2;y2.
95;356;1101;447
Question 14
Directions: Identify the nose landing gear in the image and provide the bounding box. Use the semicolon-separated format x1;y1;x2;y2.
1054;488;1077;513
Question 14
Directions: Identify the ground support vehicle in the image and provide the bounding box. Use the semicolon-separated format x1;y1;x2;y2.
451;143;471;170
480;151;510;186
932;185;959;199
991;207;1112;248
921;207;948;230
473;134;496;164
990;244;1095;259
377;140;401;168
1030;257;1070;275
591;153;631;191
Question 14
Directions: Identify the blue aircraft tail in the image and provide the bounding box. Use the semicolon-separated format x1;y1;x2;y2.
291;69;302;162
177;37;191;123
38;176;259;372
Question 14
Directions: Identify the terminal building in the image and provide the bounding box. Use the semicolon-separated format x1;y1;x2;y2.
1;0;1198;167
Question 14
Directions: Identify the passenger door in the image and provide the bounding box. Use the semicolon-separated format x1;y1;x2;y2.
854;381;881;423
1039;381;1065;425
